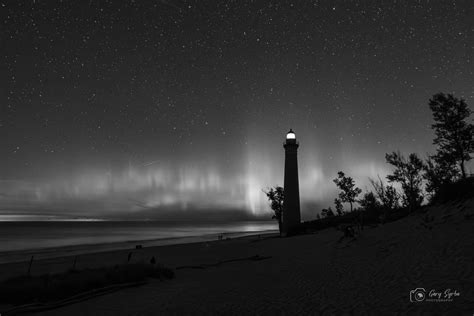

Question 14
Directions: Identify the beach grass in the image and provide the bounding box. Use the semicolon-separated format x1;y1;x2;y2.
0;262;174;305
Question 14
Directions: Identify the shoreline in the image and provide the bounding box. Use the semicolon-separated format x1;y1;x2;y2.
0;222;277;265
0;229;279;280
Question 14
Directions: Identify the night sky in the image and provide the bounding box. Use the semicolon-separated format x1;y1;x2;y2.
1;1;473;220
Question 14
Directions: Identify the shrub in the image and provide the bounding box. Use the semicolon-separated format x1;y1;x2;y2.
430;177;474;203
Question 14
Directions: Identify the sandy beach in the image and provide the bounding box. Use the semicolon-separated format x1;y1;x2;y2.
1;198;473;315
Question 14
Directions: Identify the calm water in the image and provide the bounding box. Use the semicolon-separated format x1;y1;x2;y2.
0;221;277;264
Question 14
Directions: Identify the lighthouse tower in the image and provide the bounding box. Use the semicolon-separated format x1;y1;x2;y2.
283;129;301;235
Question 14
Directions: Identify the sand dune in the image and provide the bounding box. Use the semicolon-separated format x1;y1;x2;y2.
2;198;474;315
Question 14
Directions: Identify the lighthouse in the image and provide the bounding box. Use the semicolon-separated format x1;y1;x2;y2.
283;129;301;235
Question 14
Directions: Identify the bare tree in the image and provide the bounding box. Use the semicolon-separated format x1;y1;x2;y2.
369;175;399;210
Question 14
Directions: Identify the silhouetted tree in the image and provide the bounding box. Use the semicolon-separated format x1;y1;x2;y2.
321;207;335;218
359;191;380;212
333;171;362;212
423;155;459;201
369;176;399;210
264;186;284;236
385;151;424;211
334;198;344;216
316;213;321;220
429;93;473;179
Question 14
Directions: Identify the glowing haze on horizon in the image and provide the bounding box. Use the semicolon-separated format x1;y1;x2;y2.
0;133;395;220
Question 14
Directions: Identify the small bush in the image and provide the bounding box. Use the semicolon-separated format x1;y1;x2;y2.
301;205;411;232
431;177;474;203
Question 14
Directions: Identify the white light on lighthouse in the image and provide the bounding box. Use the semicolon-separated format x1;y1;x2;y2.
286;129;296;140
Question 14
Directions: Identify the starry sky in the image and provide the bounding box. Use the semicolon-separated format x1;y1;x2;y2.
1;1;473;220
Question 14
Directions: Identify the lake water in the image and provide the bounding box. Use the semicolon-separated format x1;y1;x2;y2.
0;221;277;264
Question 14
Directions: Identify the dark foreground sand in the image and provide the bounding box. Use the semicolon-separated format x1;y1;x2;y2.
1;198;474;315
